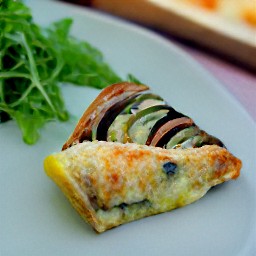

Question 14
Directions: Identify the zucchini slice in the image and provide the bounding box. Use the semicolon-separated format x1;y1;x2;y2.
165;126;200;149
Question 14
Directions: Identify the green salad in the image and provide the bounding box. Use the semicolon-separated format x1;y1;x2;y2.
0;0;132;144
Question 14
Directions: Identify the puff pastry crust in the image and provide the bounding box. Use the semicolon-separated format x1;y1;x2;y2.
44;141;241;233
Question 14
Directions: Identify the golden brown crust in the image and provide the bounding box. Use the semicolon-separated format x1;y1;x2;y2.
44;154;103;232
45;142;242;233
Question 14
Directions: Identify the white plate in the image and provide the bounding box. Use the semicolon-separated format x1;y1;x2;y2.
1;0;255;255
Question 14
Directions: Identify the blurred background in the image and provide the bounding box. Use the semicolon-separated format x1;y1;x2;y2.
60;0;256;120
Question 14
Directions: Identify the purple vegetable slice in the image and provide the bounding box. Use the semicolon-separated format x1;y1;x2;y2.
149;117;194;147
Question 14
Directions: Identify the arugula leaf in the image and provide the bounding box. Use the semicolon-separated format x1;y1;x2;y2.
0;0;122;144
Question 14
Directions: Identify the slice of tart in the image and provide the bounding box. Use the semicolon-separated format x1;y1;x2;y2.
44;82;242;233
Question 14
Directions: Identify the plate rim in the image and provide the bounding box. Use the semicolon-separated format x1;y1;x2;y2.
2;0;256;255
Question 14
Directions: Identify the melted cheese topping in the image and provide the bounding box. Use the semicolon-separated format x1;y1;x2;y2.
44;141;241;232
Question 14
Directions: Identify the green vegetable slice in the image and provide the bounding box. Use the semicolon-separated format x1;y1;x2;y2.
128;106;170;144
165;126;200;149
122;93;164;114
180;131;224;149
107;114;132;142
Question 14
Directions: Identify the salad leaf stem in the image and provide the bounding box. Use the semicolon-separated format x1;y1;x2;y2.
19;32;58;114
0;71;31;79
